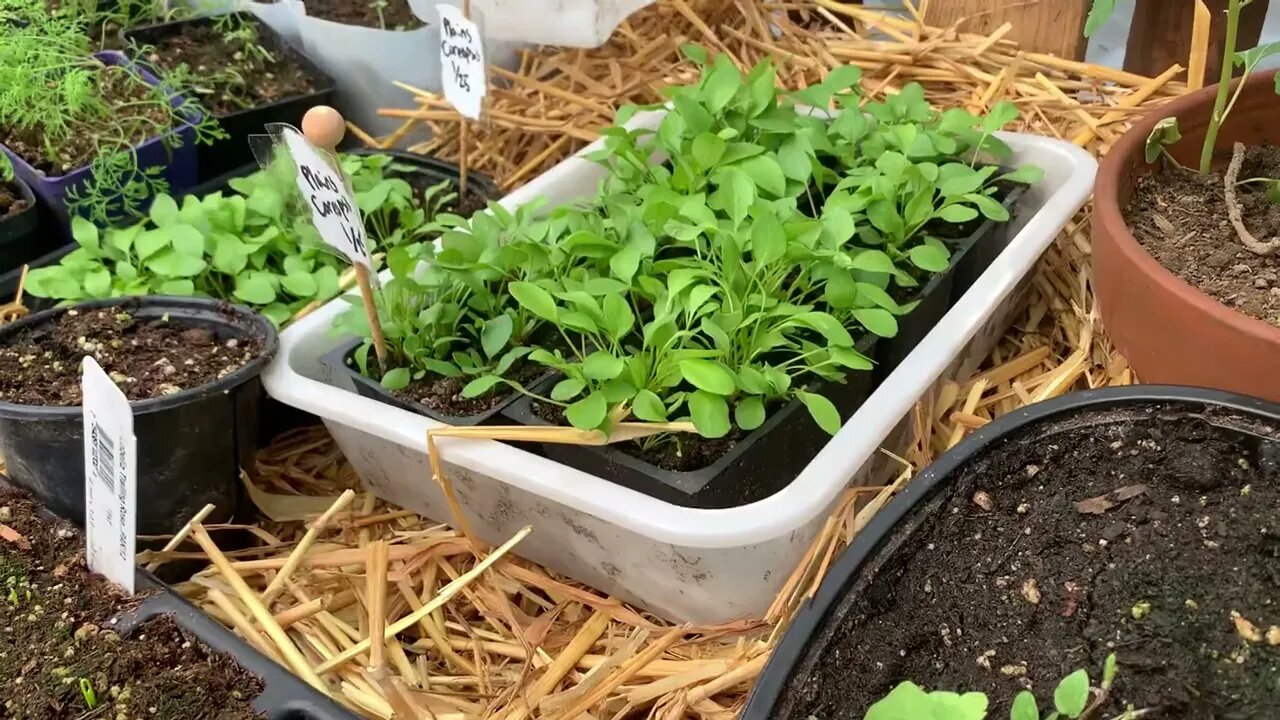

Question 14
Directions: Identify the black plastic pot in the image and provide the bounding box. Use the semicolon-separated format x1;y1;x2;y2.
503;338;878;509
741;385;1280;720
874;186;1026;383
0;296;278;536
320;337;554;425
0;176;56;275
347;146;501;202
123;12;338;182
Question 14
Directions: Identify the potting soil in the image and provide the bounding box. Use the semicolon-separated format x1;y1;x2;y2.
786;410;1280;719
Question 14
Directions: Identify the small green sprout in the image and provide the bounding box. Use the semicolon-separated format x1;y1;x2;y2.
79;678;97;710
868;654;1120;720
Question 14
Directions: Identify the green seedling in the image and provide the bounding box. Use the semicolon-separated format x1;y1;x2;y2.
78;677;98;710
339;48;1041;443
26;153;440;326
0;2;224;226
1088;0;1280;175
867;654;1123;720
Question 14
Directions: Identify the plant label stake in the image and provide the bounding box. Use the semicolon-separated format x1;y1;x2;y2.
288;106;388;372
438;1;487;195
82;356;137;594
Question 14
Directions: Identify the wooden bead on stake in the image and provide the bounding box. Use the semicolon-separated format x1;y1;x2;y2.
300;105;389;372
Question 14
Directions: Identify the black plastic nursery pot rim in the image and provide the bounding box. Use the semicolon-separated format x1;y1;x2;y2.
122;12;339;182
0;296;279;535
0;295;278;419
0;174;50;275
740;384;1280;720
501;337;878;509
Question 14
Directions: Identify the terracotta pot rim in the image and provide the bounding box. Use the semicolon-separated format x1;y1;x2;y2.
1094;70;1280;343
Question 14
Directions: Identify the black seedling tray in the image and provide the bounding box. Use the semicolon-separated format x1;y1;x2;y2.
873;185;1026;383
129;570;360;720
0;477;358;719
123;12;338;182
0;176;56;276
321;337;555;426
503;337;878;509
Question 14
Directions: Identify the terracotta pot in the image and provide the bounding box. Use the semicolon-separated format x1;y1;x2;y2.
1094;70;1280;402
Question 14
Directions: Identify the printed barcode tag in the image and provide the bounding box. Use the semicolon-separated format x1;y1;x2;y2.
82;357;137;594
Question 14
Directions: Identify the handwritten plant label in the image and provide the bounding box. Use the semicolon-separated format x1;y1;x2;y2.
438;4;486;120
280;125;372;269
83;356;137;594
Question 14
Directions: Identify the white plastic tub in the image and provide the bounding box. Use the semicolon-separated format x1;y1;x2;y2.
262;115;1096;624
290;0;525;137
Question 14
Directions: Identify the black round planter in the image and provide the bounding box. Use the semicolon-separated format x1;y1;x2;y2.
743;385;1280;720
0;296;278;535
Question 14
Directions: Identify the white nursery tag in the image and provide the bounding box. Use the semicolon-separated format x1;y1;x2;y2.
82;356;137;594
279;125;372;269
438;4;487;121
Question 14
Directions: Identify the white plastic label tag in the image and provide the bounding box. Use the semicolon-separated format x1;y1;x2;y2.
82;356;137;594
438;4;487;121
280;125;372;269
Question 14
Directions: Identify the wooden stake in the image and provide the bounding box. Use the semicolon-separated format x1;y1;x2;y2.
1188;0;1212;91
301;106;388;372
458;0;474;196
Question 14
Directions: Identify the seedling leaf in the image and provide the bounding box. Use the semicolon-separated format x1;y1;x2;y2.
1053;669;1090;718
1144;118;1182;164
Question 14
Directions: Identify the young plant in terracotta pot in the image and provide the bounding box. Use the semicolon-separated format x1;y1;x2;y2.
1088;0;1280;401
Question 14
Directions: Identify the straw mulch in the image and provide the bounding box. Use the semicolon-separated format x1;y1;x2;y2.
147;2;1195;718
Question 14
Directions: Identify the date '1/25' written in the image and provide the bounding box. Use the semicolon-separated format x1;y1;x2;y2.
442;16;480;92
437;5;485;120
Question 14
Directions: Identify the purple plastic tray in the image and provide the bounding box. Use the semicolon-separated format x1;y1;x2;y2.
1;50;200;228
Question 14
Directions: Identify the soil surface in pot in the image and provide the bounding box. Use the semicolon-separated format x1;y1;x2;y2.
137;18;322;116
785;409;1279;719
0;489;263;719
304;0;423;30
1126;146;1280;325
0;181;30;219
531;399;744;472
394;166;489;220
368;359;546;419
0;306;262;406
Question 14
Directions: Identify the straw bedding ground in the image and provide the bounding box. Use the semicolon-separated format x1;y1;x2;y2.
94;1;1200;717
